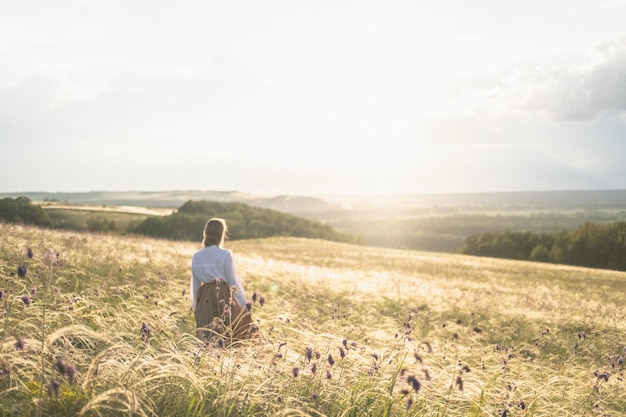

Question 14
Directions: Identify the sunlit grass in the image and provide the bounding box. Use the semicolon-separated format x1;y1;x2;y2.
1;223;624;416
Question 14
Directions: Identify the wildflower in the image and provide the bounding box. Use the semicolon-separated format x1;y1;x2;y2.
372;353;379;361
27;248;34;258
21;295;31;307
217;339;224;348
400;389;410;396
252;292;257;303
315;350;321;360
17;265;27;278
66;364;77;384
343;339;348;348
14;336;25;351
304;346;313;362
407;375;421;392
311;393;318;401
423;369;431;381
406;398;414;409
339;347;346;359
44;248;56;264
245;302;252;311
30;287;37;298
54;358;68;375
311;363;317;375
328;354;335;366
259;296;265;307
141;322;151;342
47;379;60;397
473;327;482;333
462;365;471;373
326;370;332;379
292;367;300;377
456;376;464;391
518;401;526;410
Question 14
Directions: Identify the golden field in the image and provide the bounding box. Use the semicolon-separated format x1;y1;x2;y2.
0;223;624;416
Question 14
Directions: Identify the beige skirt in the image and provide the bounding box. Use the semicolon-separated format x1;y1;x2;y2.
194;279;256;345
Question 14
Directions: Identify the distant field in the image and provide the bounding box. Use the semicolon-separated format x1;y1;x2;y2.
43;208;151;232
1;223;624;416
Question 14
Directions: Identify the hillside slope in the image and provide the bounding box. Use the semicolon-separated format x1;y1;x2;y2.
0;223;624;416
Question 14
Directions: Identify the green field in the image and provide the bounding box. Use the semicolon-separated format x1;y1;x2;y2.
44;208;150;232
0;223;624;416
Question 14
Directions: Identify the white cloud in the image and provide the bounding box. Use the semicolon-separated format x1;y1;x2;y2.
454;36;626;122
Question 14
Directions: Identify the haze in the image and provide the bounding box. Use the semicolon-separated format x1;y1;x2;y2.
1;0;626;195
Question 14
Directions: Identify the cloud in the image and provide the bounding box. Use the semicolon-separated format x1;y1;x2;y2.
453;36;626;121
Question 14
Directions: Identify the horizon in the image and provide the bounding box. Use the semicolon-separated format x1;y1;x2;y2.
2;1;626;195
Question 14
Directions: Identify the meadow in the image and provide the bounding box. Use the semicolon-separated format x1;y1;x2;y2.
0;222;624;416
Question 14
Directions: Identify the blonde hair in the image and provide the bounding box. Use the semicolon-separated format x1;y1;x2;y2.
202;218;228;247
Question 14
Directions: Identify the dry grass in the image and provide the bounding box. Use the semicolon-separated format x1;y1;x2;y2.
0;223;624;416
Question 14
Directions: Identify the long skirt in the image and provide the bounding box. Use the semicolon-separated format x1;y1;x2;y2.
194;279;256;345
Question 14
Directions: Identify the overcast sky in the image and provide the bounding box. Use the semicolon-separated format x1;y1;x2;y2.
1;0;626;195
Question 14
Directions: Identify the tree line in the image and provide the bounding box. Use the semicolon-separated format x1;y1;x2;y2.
132;200;358;243
462;221;626;271
0;197;52;226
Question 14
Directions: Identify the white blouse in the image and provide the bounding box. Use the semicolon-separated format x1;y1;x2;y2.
189;245;247;310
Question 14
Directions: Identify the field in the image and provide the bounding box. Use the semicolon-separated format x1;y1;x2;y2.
0;223;624;416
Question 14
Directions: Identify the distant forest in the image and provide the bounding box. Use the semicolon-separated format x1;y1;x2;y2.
462;221;626;271
131;200;358;244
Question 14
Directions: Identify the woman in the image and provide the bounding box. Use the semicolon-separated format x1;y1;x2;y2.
190;218;255;344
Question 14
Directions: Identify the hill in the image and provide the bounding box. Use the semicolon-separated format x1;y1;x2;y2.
131;200;357;243
5;190;626;253
1;223;624;416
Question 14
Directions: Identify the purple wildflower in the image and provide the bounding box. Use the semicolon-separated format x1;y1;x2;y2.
304;346;313;362
21;295;31;307
406;398;414;409
14;336;25;351
407;375;421;392
17;265;27;278
311;362;317;375
141;322;151;342
328;354;335;366
339;347;346;359
47;379;60;397
252;292;257;303
311;393;318;401
66;364;77;384
343;339;348;348
54;358;68;375
292;367;300;377
30;287;37;298
259;296;265;307
27;248;34;258
326;370;332;379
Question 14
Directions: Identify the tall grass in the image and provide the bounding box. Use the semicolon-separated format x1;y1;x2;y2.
0;223;624;416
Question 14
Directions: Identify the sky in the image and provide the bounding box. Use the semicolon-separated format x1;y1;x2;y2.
1;0;626;196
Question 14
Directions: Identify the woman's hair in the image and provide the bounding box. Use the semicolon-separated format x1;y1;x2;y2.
202;218;228;247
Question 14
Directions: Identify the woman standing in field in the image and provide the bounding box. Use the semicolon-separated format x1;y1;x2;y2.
190;217;255;345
